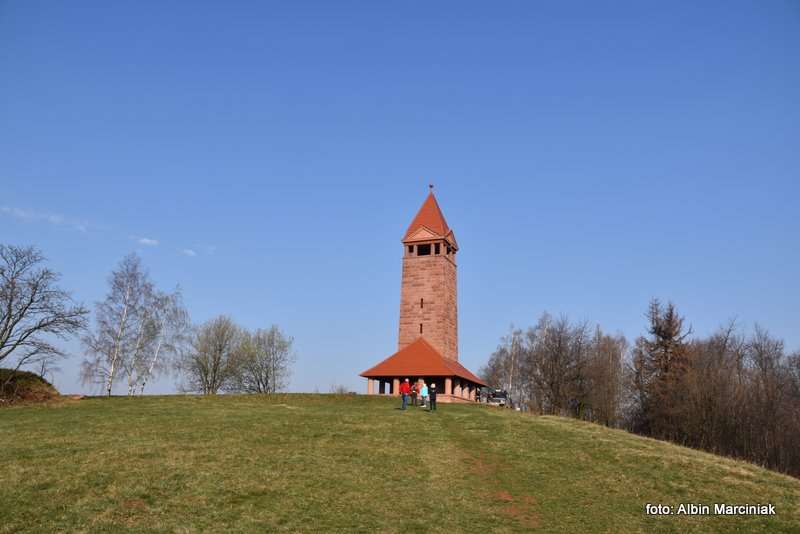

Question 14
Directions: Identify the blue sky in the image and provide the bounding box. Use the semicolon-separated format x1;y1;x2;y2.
1;2;798;394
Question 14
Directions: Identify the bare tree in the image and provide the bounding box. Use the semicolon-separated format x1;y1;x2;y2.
177;316;241;395
120;283;157;396
36;354;61;383
485;315;612;418
81;254;155;396
229;325;294;394
746;324;788;467
480;338;510;391
680;322;744;453
788;351;800;402
585;328;626;426
524;314;590;416
137;289;190;395
480;325;526;404
0;245;88;390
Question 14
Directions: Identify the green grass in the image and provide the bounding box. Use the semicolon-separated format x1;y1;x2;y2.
2;395;799;533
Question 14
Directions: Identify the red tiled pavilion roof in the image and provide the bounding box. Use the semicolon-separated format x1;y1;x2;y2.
360;337;487;386
403;191;450;240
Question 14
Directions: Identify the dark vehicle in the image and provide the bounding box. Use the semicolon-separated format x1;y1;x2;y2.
487;389;508;407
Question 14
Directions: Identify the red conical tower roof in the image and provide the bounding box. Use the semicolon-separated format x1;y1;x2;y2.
403;188;451;241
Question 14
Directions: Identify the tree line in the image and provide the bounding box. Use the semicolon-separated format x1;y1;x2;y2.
0;244;294;396
175;316;294;395
481;300;800;477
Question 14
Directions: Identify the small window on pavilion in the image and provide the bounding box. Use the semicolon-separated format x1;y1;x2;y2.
408;245;414;255
419;323;423;334
446;245;451;254
420;298;424;308
434;243;440;255
417;244;431;256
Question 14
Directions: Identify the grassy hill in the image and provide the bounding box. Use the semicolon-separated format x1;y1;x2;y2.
0;369;60;404
2;395;799;533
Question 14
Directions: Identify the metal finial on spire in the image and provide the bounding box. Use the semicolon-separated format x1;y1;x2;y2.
429;183;434;191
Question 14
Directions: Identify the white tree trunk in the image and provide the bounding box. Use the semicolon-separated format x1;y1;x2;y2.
106;285;132;397
139;334;163;395
126;311;149;396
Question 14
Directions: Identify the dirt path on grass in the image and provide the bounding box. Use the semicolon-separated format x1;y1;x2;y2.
433;408;541;530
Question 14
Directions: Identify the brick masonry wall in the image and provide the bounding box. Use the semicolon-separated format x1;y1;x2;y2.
398;244;458;360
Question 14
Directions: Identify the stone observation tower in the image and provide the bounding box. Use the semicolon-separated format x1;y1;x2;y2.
360;186;486;402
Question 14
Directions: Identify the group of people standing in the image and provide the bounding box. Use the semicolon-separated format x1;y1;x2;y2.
398;378;437;411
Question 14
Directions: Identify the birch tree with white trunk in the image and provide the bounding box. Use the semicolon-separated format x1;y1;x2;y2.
81;254;154;396
137;289;190;395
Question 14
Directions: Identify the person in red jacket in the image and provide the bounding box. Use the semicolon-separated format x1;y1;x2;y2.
399;378;411;410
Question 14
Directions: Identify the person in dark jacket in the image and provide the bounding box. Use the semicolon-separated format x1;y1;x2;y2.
428;383;437;411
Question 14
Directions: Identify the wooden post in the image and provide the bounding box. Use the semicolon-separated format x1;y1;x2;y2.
393;378;400;396
445;377;452;396
367;379;374;395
